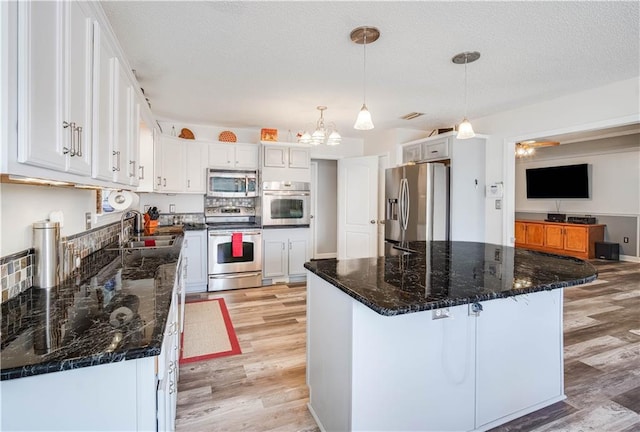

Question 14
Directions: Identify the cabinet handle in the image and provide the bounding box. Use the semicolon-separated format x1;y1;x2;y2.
112;151;120;171
163;178;167;187
187;179;191;188
74;125;83;157
129;160;135;178
157;176;162;186
76;126;83;157
169;381;175;394
62;121;76;156
138;165;145;180
184;257;188;279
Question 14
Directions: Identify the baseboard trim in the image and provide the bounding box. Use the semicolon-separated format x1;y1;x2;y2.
620;254;640;263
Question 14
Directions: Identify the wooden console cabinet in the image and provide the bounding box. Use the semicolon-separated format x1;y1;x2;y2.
515;220;605;259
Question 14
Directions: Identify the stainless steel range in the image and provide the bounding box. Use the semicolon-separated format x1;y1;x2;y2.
205;196;262;291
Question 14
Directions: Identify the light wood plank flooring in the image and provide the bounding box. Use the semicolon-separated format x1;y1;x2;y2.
177;260;640;432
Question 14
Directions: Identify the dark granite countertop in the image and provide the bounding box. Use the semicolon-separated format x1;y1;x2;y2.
0;235;183;381
304;241;597;316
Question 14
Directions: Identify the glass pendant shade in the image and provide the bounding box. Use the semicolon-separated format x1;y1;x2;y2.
298;131;312;145
354;104;374;130
311;129;325;146
327;130;342;146
456;118;475;139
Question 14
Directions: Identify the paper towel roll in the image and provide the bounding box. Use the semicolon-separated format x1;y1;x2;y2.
107;190;140;211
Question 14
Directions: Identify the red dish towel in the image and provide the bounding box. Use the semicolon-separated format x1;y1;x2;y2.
144;239;156;247
232;233;243;257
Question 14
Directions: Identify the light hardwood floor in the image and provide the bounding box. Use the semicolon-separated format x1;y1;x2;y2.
176;260;640;432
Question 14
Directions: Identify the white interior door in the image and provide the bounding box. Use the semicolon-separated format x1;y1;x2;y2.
337;156;379;259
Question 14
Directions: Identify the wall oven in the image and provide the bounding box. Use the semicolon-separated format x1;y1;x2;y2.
262;181;311;226
207;229;262;291
207;169;258;198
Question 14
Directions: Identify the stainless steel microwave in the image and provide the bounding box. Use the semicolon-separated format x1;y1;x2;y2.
207;169;258;198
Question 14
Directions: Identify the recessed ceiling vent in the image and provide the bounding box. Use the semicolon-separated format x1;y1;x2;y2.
400;112;425;120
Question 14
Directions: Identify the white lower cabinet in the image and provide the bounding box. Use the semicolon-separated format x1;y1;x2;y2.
262;228;310;284
183;230;208;293
0;275;182;432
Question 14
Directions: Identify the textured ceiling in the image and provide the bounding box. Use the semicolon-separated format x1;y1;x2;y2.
101;1;640;139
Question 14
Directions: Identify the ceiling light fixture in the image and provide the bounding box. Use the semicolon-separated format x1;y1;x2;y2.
452;51;480;140
515;140;560;158
298;106;341;146
351;26;380;130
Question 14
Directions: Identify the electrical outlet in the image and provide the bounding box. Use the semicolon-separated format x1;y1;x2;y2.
624;237;629;243
495;199;502;210
432;308;451;320
169;204;176;213
85;212;92;230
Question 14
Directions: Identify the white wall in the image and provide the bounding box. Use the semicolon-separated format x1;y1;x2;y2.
0;183;97;256
364;127;427;165
472;77;640;245
137;192;204;214
515;135;640;216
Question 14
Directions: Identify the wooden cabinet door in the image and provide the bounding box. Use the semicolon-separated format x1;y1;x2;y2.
402;143;421;163
185;142;208;193
525;224;544;246
234;144;259;169
544;226;564;250
263;146;287;167
263;238;287;278
289;148;310;169
514;222;526;244
564;226;588;253
208;143;234;168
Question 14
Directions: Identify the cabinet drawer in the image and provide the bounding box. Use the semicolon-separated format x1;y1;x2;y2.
422;141;449;160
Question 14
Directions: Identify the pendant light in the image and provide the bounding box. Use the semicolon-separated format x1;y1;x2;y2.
351;26;380;130
452;51;480;139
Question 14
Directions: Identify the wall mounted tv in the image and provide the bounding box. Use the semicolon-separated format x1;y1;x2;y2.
526;163;590;199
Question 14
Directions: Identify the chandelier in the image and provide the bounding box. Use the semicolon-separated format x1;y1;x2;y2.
515;140;560;158
298;106;341;146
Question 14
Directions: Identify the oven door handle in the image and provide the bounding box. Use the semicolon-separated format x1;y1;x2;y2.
208;231;262;237
209;271;263;279
263;191;310;196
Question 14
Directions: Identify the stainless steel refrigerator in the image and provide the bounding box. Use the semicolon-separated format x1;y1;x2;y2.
385;162;449;253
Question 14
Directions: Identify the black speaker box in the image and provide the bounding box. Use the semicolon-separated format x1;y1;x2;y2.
595;242;620;261
545;213;566;222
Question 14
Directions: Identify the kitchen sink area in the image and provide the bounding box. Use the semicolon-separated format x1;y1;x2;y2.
109;235;177;250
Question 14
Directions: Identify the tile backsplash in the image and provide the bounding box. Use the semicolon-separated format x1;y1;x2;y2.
1;218;131;304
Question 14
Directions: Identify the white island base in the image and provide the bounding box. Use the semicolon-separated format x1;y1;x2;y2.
306;272;565;432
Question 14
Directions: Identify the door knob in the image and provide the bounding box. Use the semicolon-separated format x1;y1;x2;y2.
370;220;376;224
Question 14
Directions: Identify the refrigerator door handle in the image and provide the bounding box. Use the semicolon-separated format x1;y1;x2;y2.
400;178;409;231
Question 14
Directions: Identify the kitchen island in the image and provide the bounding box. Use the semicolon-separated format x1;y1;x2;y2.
0;234;184;431
304;241;597;432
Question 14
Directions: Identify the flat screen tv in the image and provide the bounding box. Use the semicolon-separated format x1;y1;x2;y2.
526;163;589;199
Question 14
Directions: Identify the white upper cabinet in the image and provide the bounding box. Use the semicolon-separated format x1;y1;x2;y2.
185;141;208;193
17;1;93;175
155;135;185;193
92;24;139;187
261;143;311;182
208;143;258;170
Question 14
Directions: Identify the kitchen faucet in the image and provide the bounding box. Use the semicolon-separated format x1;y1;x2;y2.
120;210;143;246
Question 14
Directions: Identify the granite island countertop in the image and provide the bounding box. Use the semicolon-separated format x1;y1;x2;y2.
0;235;183;381
304;240;597;316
